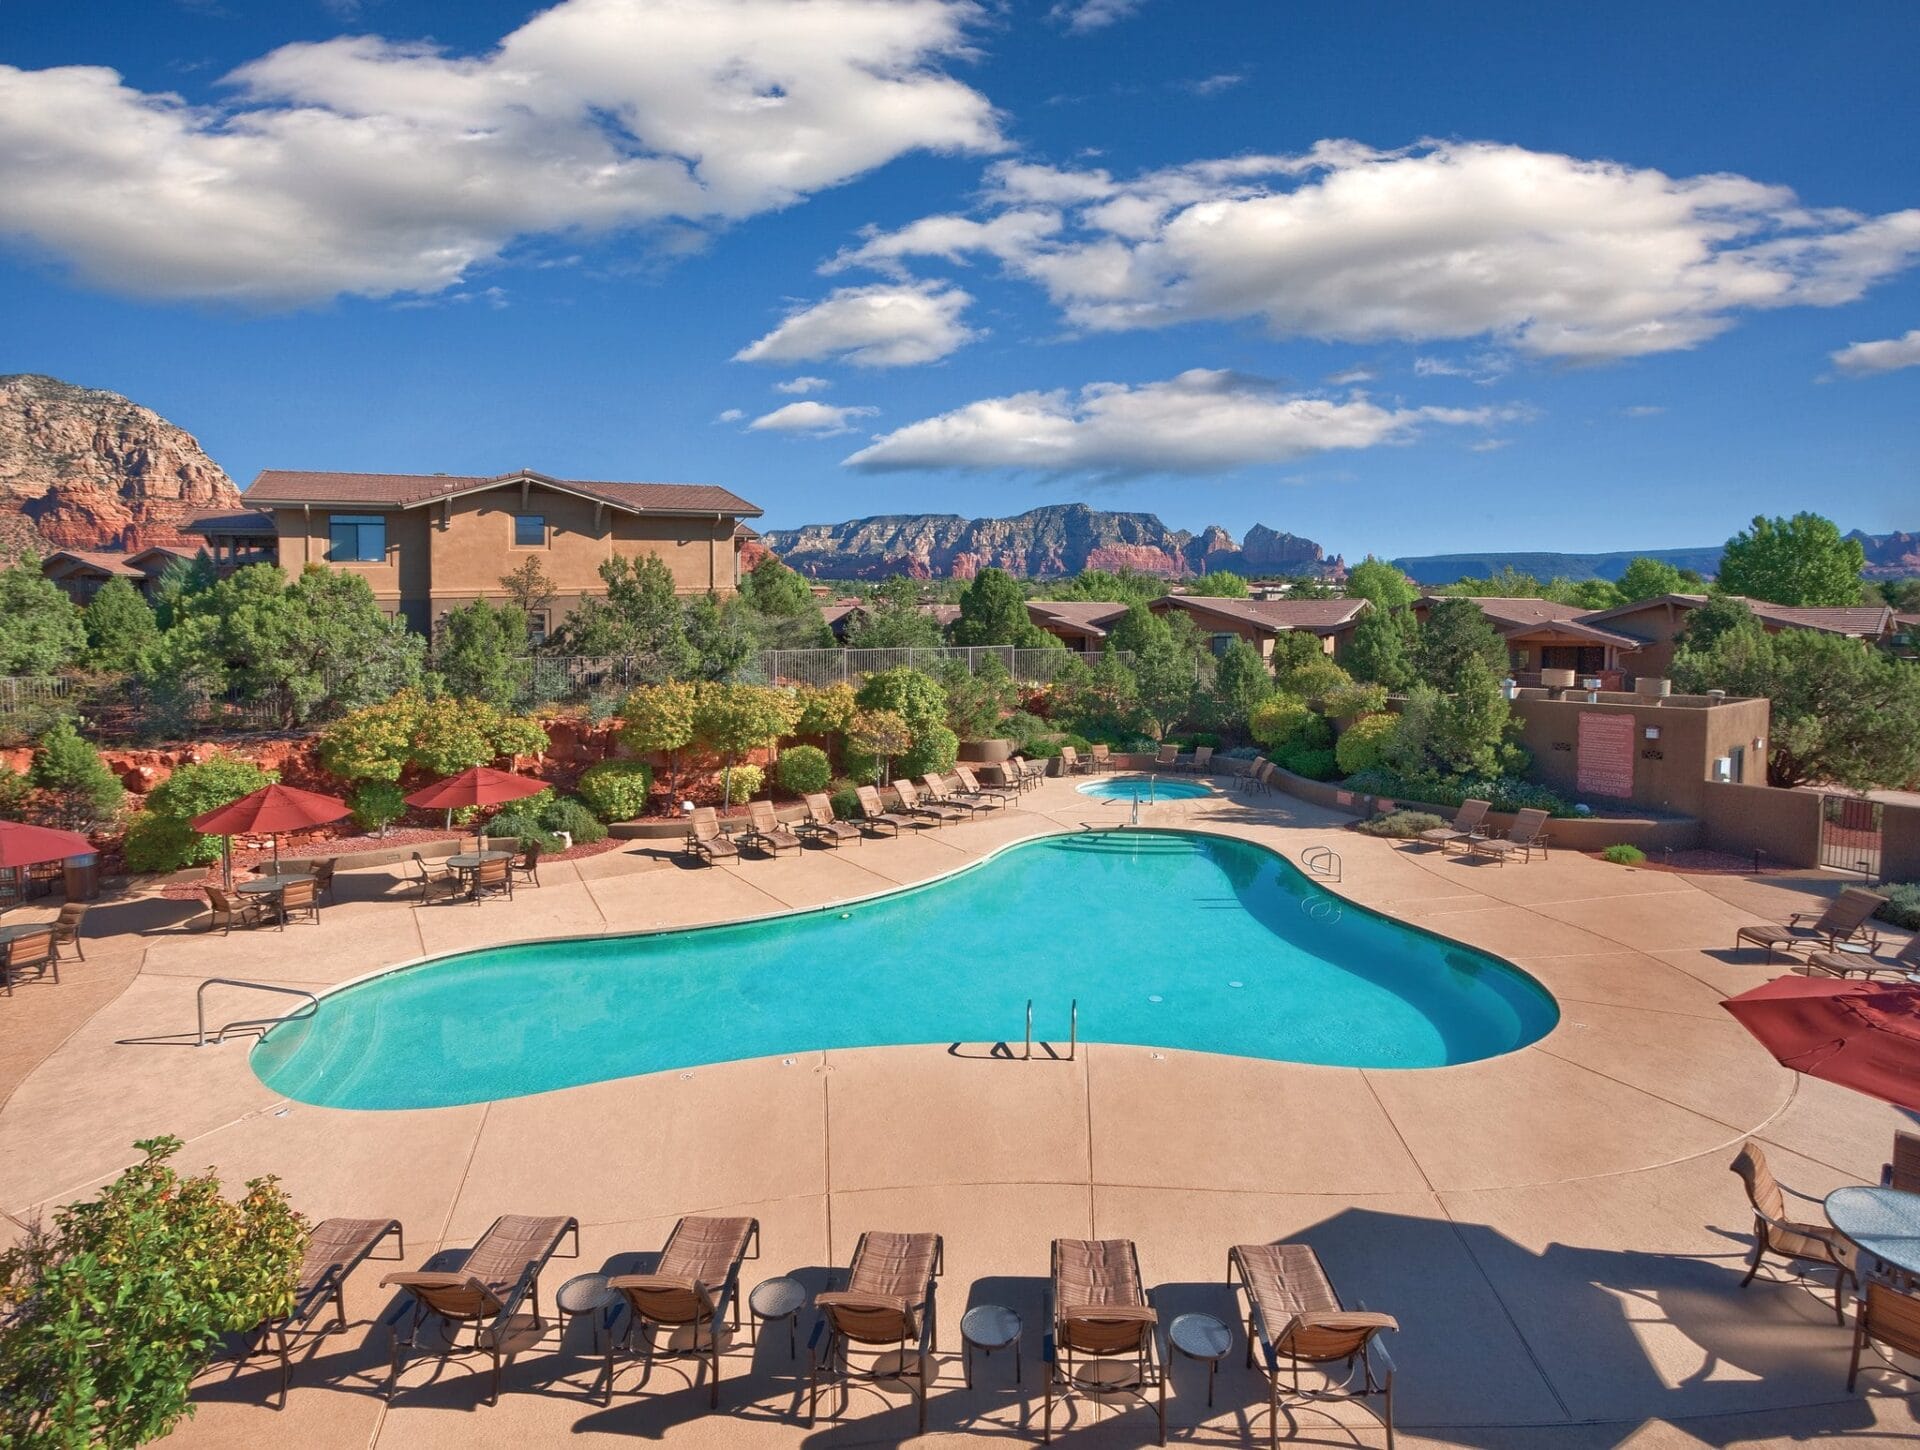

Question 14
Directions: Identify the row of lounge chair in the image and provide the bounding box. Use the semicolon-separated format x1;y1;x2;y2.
685;767;1023;864
1732;885;1898;968
243;1211;1397;1445
1058;743;1215;776
1417;802;1551;864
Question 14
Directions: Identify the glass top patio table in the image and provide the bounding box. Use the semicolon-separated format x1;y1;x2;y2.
446;851;513;871
237;874;312;895
1825;1185;1920;1277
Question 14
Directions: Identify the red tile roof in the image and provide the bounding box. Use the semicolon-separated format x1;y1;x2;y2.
1427;595;1593;630
1580;593;1893;638
1027;600;1134;637
1158;595;1369;633
242;469;761;518
41;549;142;577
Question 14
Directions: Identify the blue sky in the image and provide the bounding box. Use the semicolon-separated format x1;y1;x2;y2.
2;0;1916;559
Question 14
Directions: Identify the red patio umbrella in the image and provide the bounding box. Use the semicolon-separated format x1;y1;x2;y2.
0;821;94;869
404;767;547;835
191;783;351;883
1722;975;1920;1113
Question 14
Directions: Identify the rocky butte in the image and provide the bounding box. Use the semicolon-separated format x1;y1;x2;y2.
0;373;241;559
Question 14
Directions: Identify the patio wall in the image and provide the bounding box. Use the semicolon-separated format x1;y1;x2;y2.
1695;780;1821;869
1882;802;1920;883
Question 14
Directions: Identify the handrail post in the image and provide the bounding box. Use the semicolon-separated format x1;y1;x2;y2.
1025;999;1033;1061
1070;999;1077;1061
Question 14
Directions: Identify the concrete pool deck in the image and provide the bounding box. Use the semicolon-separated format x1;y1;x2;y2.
0;777;1915;1447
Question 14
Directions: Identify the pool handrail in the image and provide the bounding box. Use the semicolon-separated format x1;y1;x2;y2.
198;977;320;1047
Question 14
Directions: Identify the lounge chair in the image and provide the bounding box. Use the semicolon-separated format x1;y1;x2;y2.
1730;1140;1855;1324
745;799;803;856
1418;798;1490;855
921;772;992;819
1180;746;1213;774
509;840;542;888
1;928;58;995
1153;743;1179;769
1229;1241;1398;1450
240;1216;403;1407
1239;757;1271;794
808;1230;944;1432
382;1213;580;1405
1805;931;1920;982
470;857;513;903
274;878;321;928
50;901;88;961
1465;808;1550;865
605;1215;760;1409
1735;886;1887;963
1044;1238;1165;1445
1850;1277;1920;1391
204;883;266;933
955;763;1017;808
1089;744;1114;773
685;806;740;864
1007;755;1043;792
408;852;462;904
894;778;965;827
854;785;913;836
1058;745;1092;776
1882;1131;1920;1194
800;792;862;847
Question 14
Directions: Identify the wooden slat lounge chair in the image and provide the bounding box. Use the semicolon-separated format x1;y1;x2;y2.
955;763;1017;808
1882;1131;1920;1194
1044;1238;1164;1445
745;800;803;856
800;792;862;847
685;806;740;864
1418;798;1490;855
1;928;58;995
1730;1141;1855;1324
895;778;965;827
1229;1241;1398;1450
1850;1277;1920;1391
1805;931;1920;983
808;1230;944;1432
382;1214;580;1405
1735;887;1887;963
1089;744;1113;773
1058;745;1092;776
921;773;991;819
409;852;462;904
606;1215;760;1409
855;785;913;837
205;883;267;933
1465;808;1550;865
50;901;88;961
241;1216;403;1407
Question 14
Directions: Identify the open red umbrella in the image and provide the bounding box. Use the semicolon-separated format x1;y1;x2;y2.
1722;975;1920;1113
191;783;351;882
0;821;94;869
405;766;547;835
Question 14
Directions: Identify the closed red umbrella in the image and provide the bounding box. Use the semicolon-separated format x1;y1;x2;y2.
1721;975;1920;1113
191;783;351;881
405;766;547;836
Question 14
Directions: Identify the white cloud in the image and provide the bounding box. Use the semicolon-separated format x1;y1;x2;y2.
748;400;878;434
1180;73;1244;97
1620;404;1666;417
825;208;1062;274
734;281;977;366
1050;0;1146;34
773;375;831;394
1467;438;1511;452
0;0;1001;304
844;368;1515;477
836;139;1920;362
1413;352;1510;383
714;408;746;422
1325;366;1374;385
1831;328;1920;377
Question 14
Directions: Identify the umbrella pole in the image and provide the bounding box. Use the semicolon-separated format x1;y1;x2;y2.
223;837;233;890
272;834;281;874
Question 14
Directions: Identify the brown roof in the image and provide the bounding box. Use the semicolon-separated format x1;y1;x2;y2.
1581;592;1893;638
242;469;761;518
1157;595;1369;634
41;549;141;578
122;546;194;571
182;509;277;536
1027;600;1134;637
1428;595;1593;630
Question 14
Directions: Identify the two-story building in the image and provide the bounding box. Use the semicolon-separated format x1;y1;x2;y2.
186;469;762;639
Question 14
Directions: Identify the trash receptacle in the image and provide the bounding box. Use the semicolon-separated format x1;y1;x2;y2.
63;853;100;902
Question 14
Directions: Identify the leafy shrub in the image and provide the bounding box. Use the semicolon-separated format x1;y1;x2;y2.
484;807;561;852
828;779;861;821
1600;843;1647;865
793;682;859;738
1342;766;1576;817
1023;738;1063;759
898;724;960;780
0;1136;305;1450
1000;710;1050;751
349;781;407;834
28;720;125;831
578;759;653;821
1875;883;1920;931
776;745;832;797
724;763;764;805
1172;731;1222;751
1322;681;1389;720
1356;809;1447;838
855;667;947;736
1279;746;1339;781
0;763;29;822
1249;696;1312;749
539;795;607;845
132;755;277;870
1334;714;1397;776
122;811;202;873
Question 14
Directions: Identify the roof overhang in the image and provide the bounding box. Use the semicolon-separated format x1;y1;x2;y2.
244;469;763;520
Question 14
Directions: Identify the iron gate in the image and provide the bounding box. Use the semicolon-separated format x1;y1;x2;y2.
1819;794;1883;879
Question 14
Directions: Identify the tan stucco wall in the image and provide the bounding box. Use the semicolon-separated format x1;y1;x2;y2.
1511;694;1770;817
1697;780;1822;868
1882;802;1920;884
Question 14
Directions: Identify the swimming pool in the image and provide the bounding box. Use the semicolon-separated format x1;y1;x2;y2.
252;831;1558;1110
1077;774;1213;802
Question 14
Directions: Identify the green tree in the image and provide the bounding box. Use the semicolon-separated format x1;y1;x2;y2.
1132;633;1198;739
692;682;801;774
434;599;528;709
855;667;947;737
950;567;1050;647
1717;512;1867;606
1186;571;1250;598
844;577;945;648
1209;638;1273;732
149;551;219;632
740;556;814;617
1049;568;1163;607
1269;628;1327;674
1343;557;1418;610
0;561;85;676
1277;656;1353;709
1425;655;1515;776
1107;603;1172;657
129;755;277;869
0;763;30;821
1434;566;1546;598
1415;599;1509;687
550;554;697;681
793;682;858;738
617;680;701;798
1554;578;1624;610
1676;593;1758;652
82;577;159;672
1345;606;1415;690
845;707;912;784
1614;557;1692;603
27;720;125;831
497;555;557;623
682;593;756;680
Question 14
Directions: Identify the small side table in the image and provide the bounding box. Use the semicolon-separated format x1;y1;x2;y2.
749;1276;808;1359
960;1303;1022;1387
555;1273;618;1351
1168;1312;1233;1407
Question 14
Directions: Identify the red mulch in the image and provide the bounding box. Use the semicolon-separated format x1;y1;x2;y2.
157;829;630;899
1591;848;1764;875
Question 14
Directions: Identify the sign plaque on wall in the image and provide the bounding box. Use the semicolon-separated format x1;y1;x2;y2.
1576;712;1635;799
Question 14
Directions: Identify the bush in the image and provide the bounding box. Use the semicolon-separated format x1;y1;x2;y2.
28;720;125;831
1278;746;1339;781
1334;714;1397;776
1000;710;1050;750
1172;731;1222;751
122;811;202;873
133;755;277;870
577;759;653;821
1322;681;1389;720
1356;809;1447;838
1600;843;1647;865
724;763;764;805
349;781;407;834
539;795;607;845
828;779;861;821
484;807;561;852
897;724;960;780
0;763;29;822
776;745;833;797
1876;883;1920;931
1342;766;1576;817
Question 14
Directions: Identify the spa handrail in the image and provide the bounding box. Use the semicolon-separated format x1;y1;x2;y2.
196;977;320;1047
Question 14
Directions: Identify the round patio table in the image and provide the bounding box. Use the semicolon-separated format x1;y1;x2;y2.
960;1303;1022;1387
1826;1185;1920;1278
1168;1312;1233;1407
236;874;312;896
748;1276;809;1359
0;922;52;946
445;851;513;874
556;1272;619;1351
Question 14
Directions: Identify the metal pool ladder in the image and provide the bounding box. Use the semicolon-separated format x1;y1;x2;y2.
197;977;319;1047
1024;998;1079;1060
1302;845;1342;883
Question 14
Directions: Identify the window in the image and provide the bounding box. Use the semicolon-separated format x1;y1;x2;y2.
513;514;545;548
327;514;385;563
526;612;548;649
1210;633;1235;657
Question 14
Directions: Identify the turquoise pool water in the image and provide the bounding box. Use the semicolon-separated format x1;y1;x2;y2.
1077;774;1213;802
252;831;1558;1110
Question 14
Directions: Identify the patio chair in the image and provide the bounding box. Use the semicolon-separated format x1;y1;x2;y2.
1230;1241;1398;1450
509;840;542;888
1089;744;1114;773
954;764;1017;808
1239;756;1271;794
1154;743;1179;769
605;1215;760;1409
894;778;965;827
1007;755;1043;791
1849;1276;1920;1391
809;1230;944;1433
745;799;803;856
470;857;513;904
685;806;740;864
800;792;862;848
921;773;991;819
1058;745;1092;776
274;878;321;928
409;852;462;904
1882;1131;1920;1194
2;928;58;995
382;1214;580;1405
50;901;88;961
1805;931;1920;983
1043;1238;1165;1445
1180;746;1213;774
1734;886;1886;963
240;1216;403;1407
1418;798;1491;855
1730;1140;1855;1324
311;858;338;905
854;785;912;837
204;884;266;933
1465;808;1550;865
